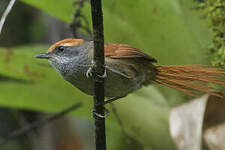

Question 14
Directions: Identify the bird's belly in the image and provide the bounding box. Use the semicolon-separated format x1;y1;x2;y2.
104;70;140;97
65;69;142;97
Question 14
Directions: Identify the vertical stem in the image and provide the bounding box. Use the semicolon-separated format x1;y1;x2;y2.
90;0;106;150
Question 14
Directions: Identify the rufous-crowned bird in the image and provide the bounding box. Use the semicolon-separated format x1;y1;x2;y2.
35;38;225;101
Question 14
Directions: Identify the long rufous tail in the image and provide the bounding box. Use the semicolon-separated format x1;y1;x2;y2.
155;65;225;97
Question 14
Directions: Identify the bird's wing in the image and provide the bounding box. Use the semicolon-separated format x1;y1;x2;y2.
104;43;157;62
105;64;135;79
103;43;157;79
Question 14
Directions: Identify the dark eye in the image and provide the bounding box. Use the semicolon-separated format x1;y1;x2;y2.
57;46;65;51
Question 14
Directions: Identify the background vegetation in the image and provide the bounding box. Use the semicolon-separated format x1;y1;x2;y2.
0;0;224;150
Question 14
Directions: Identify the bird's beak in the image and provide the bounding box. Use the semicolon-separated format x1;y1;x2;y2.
35;53;51;59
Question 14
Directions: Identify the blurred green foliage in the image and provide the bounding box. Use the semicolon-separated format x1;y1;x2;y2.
0;0;216;149
21;0;75;23
197;0;225;66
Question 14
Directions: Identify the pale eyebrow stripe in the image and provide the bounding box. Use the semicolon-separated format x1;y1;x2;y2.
47;39;84;53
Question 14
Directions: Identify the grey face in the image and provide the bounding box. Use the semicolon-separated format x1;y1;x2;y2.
51;46;80;63
36;45;83;76
36;45;82;61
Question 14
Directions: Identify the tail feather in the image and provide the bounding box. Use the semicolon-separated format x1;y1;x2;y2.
155;65;225;97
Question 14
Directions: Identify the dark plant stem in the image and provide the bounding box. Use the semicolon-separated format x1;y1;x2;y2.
90;0;106;150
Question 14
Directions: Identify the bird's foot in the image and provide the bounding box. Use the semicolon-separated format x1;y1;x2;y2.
92;107;109;119
98;68;107;78
86;60;95;78
86;60;107;78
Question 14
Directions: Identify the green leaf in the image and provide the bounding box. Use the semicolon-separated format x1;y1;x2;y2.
82;0;211;65
21;0;75;23
0;46;91;117
113;86;176;150
20;0;211;66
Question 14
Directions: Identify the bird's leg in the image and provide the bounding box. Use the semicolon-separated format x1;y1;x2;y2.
86;60;107;78
103;96;125;105
95;96;126;107
92;96;126;118
93;96;125;118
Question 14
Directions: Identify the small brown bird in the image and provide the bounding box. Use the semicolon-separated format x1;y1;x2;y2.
36;38;225;98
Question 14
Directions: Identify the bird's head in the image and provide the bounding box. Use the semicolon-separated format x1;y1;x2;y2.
35;38;84;60
35;38;87;76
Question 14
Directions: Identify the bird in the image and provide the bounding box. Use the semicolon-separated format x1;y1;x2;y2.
35;38;225;100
